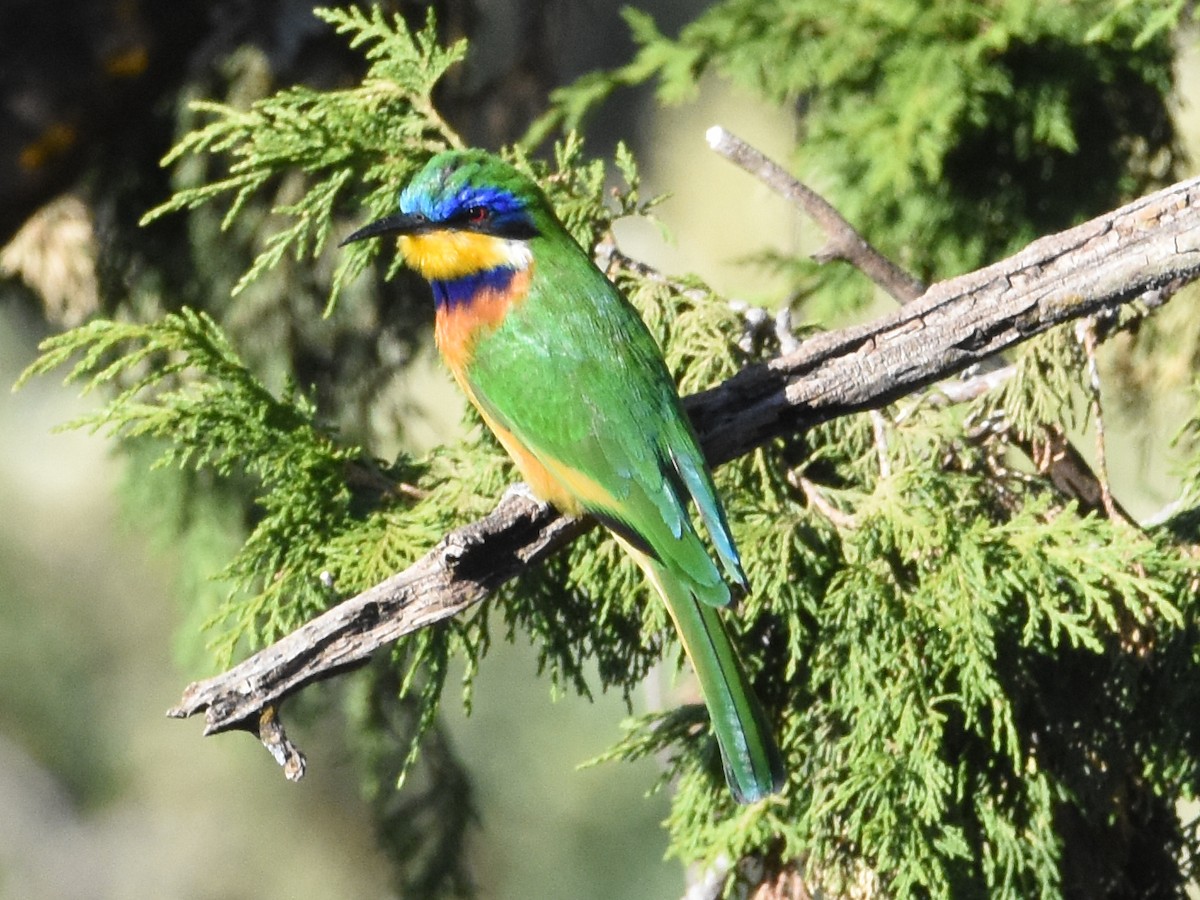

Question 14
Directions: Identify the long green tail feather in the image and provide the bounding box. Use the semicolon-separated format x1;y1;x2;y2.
645;556;786;804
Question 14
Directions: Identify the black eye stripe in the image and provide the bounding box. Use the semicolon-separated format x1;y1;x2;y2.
443;205;539;240
450;206;490;228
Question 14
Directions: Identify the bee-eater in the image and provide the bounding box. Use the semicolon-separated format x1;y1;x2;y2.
343;150;785;803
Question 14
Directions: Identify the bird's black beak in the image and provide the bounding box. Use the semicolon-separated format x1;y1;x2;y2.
339;212;429;246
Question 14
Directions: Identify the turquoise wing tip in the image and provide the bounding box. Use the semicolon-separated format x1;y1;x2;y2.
723;746;787;805
729;782;782;805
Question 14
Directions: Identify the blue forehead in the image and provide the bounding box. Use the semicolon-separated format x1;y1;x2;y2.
399;181;525;223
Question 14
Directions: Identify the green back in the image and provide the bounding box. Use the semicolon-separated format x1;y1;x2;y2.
466;228;746;605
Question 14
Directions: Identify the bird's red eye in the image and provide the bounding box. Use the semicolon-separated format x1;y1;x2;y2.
466;206;488;224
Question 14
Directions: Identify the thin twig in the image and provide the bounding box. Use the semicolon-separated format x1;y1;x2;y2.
706;125;927;303
1078;316;1118;521
870;410;892;479
774;307;801;355
257;705;306;781
596;238;710;304
793;475;858;530
894;364;1016;423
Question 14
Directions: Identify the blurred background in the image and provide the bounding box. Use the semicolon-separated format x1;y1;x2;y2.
2;1;1197;898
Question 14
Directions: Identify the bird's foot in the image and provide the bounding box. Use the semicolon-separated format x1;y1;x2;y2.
502;481;546;509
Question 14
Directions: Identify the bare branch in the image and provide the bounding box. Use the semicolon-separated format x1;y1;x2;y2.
705;125;1143;520
898;364;1016;415
705;125;926;303
171;173;1200;774
792;475;857;531
684;174;1200;465
170;496;590;731
1077;317;1119;521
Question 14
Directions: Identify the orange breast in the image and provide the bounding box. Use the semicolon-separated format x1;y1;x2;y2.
429;262;618;517
434;265;532;373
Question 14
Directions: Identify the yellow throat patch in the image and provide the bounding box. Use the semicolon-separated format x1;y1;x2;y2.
399;230;528;281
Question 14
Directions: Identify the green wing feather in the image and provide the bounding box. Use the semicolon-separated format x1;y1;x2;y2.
469;244;742;601
467;240;784;801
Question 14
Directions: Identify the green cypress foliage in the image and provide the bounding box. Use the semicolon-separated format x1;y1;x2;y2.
530;0;1182;317
17;4;1200;897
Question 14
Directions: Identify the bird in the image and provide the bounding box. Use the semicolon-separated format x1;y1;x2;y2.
342;149;785;803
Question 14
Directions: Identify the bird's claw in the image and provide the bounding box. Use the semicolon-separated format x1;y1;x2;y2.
502;481;545;508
